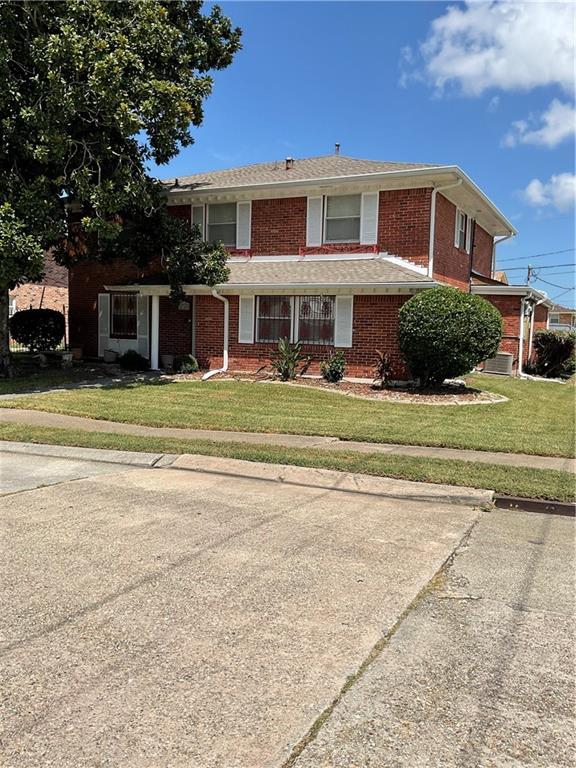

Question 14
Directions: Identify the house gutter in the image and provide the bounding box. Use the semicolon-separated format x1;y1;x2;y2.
526;296;547;369
428;179;463;278
492;232;515;278
202;289;229;381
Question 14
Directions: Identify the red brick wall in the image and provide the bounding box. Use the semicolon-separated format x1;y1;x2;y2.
432;194;471;290
471;224;493;277
195;294;410;379
68;257;161;356
159;296;193;356
482;294;522;369
377;188;432;267
251;197;307;255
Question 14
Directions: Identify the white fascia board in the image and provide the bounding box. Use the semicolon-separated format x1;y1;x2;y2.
471;284;552;306
166;165;515;239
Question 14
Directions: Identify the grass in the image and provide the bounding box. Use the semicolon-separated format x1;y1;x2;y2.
0;422;574;502
1;373;573;457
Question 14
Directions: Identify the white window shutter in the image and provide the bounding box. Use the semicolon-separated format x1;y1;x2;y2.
236;202;251;249
306;196;323;246
137;295;150;359
98;293;110;357
238;296;255;343
360;192;379;245
454;209;461;247
334;295;353;348
192;205;205;238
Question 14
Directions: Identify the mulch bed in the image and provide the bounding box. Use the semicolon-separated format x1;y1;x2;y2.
169;370;507;405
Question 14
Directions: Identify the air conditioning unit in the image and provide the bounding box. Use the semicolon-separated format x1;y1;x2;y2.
483;351;513;376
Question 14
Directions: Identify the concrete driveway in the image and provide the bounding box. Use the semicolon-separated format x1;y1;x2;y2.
1;448;487;767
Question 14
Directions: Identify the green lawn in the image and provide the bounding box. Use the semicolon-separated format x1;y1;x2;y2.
1;422;573;502
1;373;573;457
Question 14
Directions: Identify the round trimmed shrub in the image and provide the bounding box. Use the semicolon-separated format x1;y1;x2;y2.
398;287;502;387
118;350;149;371
173;354;199;374
9;308;65;352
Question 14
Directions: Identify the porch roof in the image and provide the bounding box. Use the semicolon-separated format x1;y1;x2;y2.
105;256;437;296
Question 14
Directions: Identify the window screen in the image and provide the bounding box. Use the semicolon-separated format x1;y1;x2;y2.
324;195;361;243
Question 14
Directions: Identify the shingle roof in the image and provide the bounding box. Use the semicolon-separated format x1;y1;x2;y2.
224;257;430;286
163;155;442;191
115;258;432;290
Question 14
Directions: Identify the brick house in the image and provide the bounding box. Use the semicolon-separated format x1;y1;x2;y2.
10;252;69;322
68;154;551;378
549;303;575;332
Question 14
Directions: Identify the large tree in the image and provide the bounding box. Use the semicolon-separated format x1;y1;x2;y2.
0;0;241;375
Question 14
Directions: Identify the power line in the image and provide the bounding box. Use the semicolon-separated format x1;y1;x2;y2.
503;263;576;272
497;248;575;264
535;277;573;290
549;287;574;302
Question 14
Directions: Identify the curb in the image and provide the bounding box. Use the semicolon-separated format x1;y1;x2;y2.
0;440;177;468
493;494;575;517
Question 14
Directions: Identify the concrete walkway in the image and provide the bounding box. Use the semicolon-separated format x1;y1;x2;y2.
0;407;573;473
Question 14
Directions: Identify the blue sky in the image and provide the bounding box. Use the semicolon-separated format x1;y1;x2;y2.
152;1;576;306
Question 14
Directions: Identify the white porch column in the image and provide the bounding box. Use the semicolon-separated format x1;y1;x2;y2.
150;295;160;370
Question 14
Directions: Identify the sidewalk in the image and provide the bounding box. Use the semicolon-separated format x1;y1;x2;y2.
0;407;573;473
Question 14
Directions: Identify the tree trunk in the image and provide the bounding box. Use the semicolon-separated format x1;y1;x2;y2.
0;288;13;378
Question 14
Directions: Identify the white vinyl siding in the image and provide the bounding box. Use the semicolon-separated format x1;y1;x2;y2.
324;194;361;244
360;192;379;245
136;295;149;358
306;196;323;246
236;201;252;250
238;295;255;343
208;202;237;246
334;296;353;348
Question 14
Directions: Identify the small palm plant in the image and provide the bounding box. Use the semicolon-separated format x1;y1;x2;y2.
271;338;311;381
373;349;393;390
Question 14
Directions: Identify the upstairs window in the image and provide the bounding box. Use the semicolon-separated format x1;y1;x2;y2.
324;194;361;243
455;209;473;253
110;293;137;339
8;295;17;318
208;203;236;246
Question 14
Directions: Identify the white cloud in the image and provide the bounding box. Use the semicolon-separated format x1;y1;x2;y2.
503;100;576;148
409;1;575;96
487;95;500;113
523;173;576;212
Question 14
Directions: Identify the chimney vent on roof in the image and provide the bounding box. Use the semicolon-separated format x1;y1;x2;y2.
285;157;294;171
334;143;340;155
174;178;179;187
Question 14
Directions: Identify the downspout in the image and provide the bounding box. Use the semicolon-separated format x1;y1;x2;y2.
428;178;463;278
518;296;527;376
527;295;546;366
202;289;229;381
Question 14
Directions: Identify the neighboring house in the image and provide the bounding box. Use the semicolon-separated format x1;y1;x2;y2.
549;303;576;332
9;252;69;323
68;154;551;377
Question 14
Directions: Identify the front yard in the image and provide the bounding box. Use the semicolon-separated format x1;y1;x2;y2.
1;373;573;457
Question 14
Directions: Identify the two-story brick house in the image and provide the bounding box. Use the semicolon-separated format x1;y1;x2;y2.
68;154;551;378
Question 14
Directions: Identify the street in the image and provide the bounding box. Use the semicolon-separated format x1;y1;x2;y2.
1;447;574;767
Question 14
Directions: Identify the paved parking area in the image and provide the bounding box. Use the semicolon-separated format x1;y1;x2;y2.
1;451;485;767
1;449;573;767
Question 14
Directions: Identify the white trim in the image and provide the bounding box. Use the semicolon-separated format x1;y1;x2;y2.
306;196;323;247
150;295;160;370
380;254;428;276
334;295;354;348
236;201;252;249
238;295;255;343
360;191;379;245
471;284;553;306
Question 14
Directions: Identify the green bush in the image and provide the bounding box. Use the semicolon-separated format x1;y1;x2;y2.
398;287;502;387
320;351;346;383
9;308;65;352
173;354;199;374
271;338;310;381
118;350;149;371
532;329;576;378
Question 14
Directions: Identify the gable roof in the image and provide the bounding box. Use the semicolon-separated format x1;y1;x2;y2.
163;155;442;190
